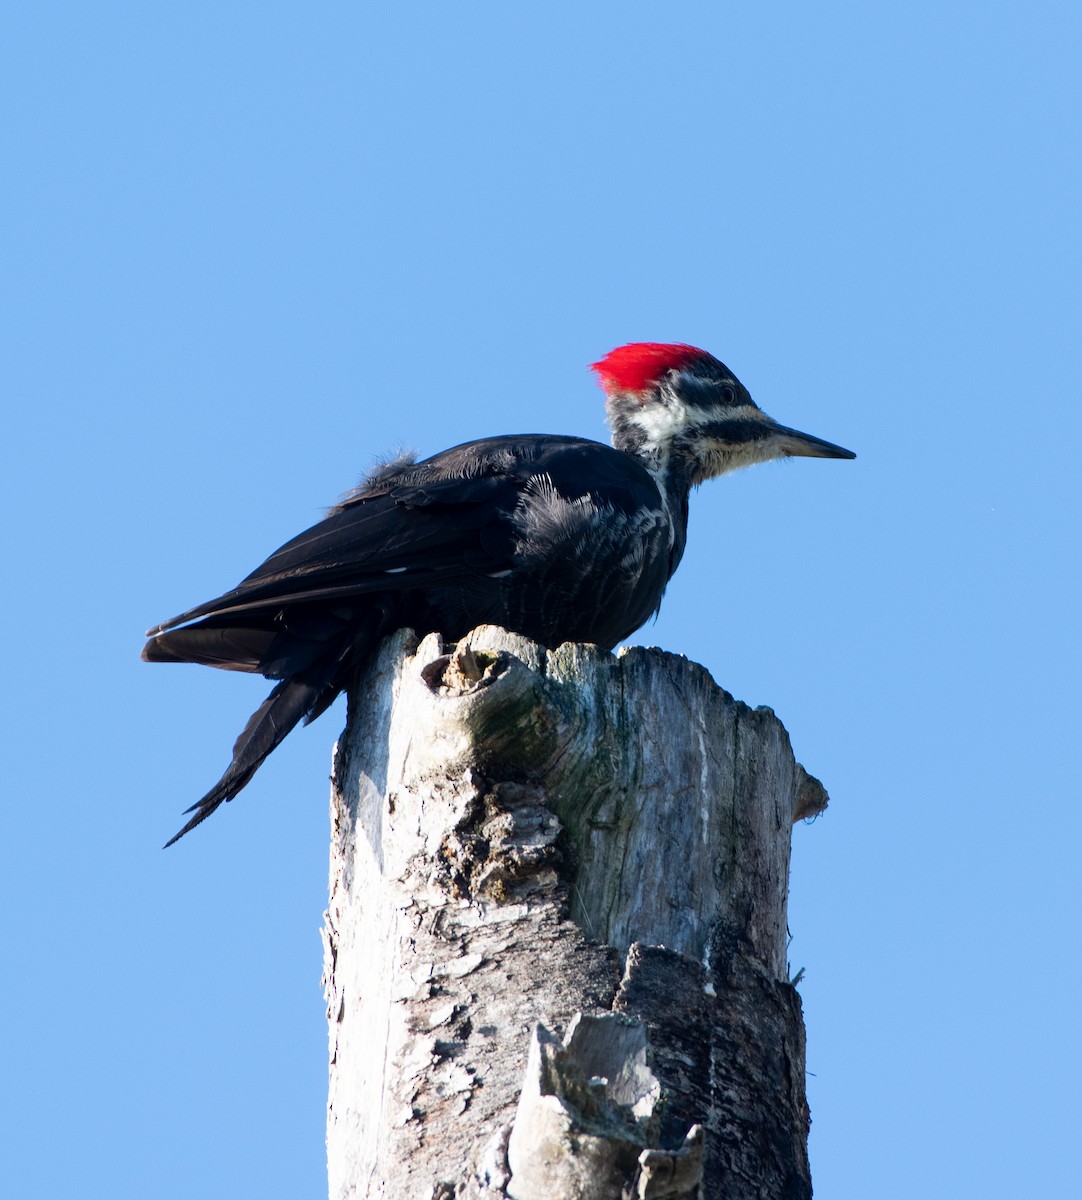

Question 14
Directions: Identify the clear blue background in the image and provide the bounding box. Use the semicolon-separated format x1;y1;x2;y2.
4;3;1079;1196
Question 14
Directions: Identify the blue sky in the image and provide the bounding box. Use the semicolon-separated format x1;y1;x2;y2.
3;3;1080;1196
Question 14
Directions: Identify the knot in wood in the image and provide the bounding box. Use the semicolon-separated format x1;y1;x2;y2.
439;780;565;904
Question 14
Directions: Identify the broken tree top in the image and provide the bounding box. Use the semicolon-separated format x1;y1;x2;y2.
324;626;827;1200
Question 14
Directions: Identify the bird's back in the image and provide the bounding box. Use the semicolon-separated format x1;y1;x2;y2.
144;433;679;670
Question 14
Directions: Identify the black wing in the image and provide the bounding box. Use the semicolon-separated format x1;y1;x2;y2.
147;470;513;637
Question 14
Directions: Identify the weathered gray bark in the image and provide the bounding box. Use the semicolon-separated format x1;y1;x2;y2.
323;625;827;1200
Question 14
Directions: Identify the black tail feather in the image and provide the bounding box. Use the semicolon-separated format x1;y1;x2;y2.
163;676;326;847
142;624;276;673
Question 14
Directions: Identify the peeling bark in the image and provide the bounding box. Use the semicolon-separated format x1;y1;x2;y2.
323;626;826;1199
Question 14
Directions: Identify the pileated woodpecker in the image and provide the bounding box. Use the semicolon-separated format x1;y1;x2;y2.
144;342;854;845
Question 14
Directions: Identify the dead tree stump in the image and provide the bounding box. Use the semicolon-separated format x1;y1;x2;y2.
322;625;828;1200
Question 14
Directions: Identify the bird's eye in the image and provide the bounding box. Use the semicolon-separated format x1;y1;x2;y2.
719;385;735;404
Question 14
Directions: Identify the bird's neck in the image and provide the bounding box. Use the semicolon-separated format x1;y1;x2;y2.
609;405;697;503
607;416;694;578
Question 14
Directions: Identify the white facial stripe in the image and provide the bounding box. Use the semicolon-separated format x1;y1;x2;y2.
624;400;768;452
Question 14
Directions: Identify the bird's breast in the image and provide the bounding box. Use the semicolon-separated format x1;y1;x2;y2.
504;477;676;649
